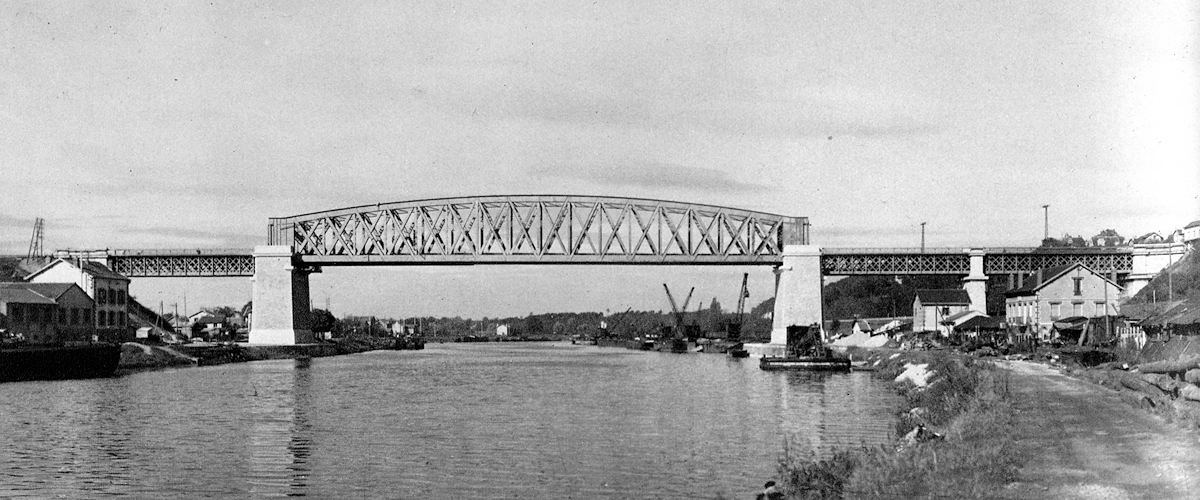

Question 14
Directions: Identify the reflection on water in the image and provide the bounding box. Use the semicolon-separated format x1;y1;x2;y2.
247;358;314;497
0;343;898;498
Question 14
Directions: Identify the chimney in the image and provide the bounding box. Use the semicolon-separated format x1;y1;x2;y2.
1036;268;1043;285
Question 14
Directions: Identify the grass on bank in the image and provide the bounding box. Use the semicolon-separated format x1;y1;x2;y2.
777;352;1022;499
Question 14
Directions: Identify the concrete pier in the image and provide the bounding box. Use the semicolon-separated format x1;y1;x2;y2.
770;244;824;344
962;249;988;312
249;245;315;345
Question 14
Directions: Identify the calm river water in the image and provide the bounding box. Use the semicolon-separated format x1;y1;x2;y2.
0;343;899;498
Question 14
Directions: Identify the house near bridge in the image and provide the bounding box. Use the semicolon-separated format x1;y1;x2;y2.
912;289;973;335
25;258;132;342
0;282;96;344
1004;263;1122;342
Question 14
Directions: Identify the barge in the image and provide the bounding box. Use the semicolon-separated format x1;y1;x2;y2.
0;343;121;382
758;324;850;372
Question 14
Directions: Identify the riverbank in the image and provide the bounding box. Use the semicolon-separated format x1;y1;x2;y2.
772;349;1200;498
117;336;403;371
774;349;1020;498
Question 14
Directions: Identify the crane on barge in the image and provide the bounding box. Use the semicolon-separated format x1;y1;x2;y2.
661;284;694;353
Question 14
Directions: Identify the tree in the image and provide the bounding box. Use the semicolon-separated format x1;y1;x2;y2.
1091;229;1125;247
310;308;338;334
524;314;545;337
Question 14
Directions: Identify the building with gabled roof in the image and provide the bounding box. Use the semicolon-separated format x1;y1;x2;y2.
0;282;95;344
1004;263;1122;341
940;309;988;337
24;258;131;342
912;289;972;334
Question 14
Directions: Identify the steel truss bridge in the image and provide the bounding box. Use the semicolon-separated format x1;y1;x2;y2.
268;195;807;265
52;195;1135;278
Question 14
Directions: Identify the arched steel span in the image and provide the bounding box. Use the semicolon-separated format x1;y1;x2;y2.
267;195;810;265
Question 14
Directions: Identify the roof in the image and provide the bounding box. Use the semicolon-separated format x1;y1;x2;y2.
914;289;971;305
9;282;81;301
1132;232;1164;244
1142;296;1200;326
943;310;984;323
190;312;227;323
1004;263;1121;297
0;283;57;304
1185;220;1200;229
957;315;1005;330
24;258;129;282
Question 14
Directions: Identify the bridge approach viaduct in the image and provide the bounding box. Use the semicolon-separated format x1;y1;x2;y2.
65;196;1184;347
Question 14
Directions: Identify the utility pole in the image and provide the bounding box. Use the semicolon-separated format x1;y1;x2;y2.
1042;204;1050;241
920;222;927;252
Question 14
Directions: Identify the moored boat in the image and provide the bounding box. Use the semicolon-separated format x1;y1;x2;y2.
0;343;121;382
758;324;850;371
759;356;850;371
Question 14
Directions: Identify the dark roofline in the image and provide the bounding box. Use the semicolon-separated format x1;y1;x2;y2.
24;258;130;282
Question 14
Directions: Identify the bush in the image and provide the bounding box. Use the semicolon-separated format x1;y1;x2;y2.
776;351;1020;499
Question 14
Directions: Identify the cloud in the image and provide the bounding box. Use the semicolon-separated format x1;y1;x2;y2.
530;161;771;193
431;77;940;140
116;226;262;248
0;214;36;230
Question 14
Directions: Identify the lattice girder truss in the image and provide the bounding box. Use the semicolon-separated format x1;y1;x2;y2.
270;196;806;265
109;255;256;277
821;251;1133;276
983;253;1132;274
821;253;970;275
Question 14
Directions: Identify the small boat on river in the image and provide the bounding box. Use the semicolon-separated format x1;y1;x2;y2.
760;355;850;371
759;324;850;372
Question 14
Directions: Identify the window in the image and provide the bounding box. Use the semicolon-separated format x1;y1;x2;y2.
98;288;107;305
1050;302;1061;320
1096;302;1107;316
1073;277;1083;296
71;308;79;325
941;307;950;315
117;290;125;305
58;308;66;324
118;312;125;327
42;307;52;324
1073;302;1082;316
12;306;22;323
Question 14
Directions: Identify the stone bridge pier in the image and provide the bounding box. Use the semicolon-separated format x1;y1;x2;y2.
249;245;316;345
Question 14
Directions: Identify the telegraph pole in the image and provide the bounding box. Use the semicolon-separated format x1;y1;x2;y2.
920;222;927;252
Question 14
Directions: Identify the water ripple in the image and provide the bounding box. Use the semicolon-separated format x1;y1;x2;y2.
0;343;899;498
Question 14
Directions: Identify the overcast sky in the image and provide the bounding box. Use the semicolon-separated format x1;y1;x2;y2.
2;1;1198;318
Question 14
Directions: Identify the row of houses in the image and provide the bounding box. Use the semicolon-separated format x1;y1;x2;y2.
828;262;1129;345
0;258;132;344
912;262;1123;341
0;257;235;345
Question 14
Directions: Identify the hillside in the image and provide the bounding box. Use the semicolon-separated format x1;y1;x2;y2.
823;275;968;319
1128;249;1200;304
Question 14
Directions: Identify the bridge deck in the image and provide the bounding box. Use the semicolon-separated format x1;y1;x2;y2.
89;246;1140;277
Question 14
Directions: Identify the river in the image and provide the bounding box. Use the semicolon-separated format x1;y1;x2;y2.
0;342;899;498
